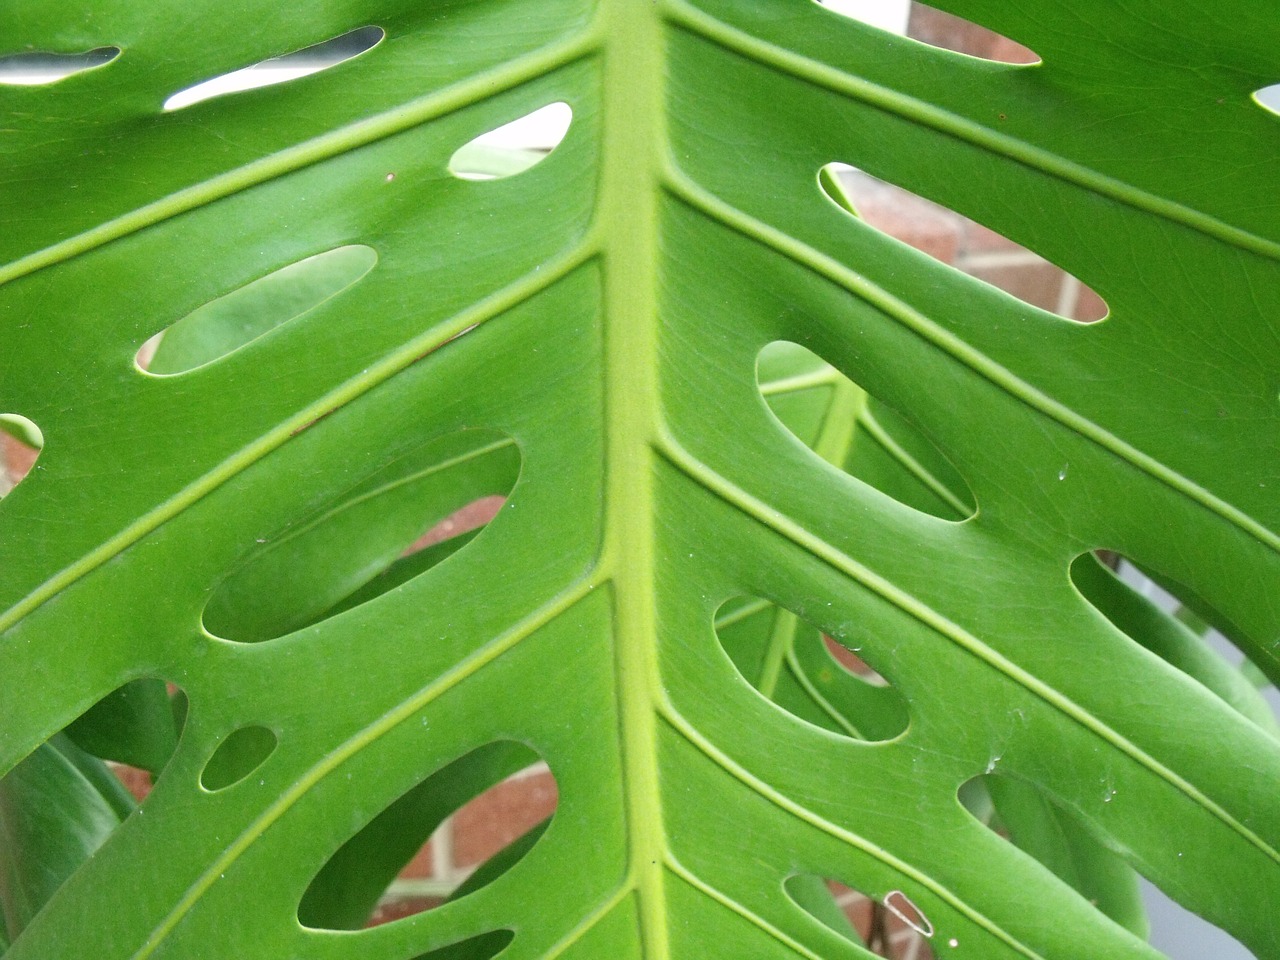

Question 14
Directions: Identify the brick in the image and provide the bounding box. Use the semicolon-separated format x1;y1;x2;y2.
959;220;1029;257
1072;282;1109;322
404;495;505;555
838;171;963;264
963;261;1065;313
1;433;39;488
452;770;557;868
824;636;887;685
826;880;939;958
907;6;1037;64
109;763;153;803
399;838;436;879
829;879;875;938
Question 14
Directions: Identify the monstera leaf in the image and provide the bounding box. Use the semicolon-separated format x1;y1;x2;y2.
1;1;1278;958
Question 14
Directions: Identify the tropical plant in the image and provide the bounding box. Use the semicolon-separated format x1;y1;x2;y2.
1;1;1277;959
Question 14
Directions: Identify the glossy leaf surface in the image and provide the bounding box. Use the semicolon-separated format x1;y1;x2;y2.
1;1;1278;958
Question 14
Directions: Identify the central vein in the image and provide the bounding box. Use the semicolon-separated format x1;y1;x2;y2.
597;2;671;956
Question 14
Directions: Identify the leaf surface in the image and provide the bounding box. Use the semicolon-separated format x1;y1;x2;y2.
1;1;1278;958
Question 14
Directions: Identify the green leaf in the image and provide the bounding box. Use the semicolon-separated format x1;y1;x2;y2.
1072;556;1280;736
984;776;1147;938
63;679;181;775
0;737;131;942
1;2;1278;959
145;245;379;375
782;874;865;947
297;741;539;931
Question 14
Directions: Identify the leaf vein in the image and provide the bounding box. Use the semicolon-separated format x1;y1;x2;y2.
662;167;1279;554
663;855;838;960
0;33;597;287
654;433;1280;869
661;0;1280;262
129;576;600;960
0;248;596;634
656;699;1046;959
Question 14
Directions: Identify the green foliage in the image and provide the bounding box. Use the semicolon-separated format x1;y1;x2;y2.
1;1;1278;958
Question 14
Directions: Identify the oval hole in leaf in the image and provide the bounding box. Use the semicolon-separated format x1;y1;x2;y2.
906;4;1039;64
0;678;185;940
163;26;384;111
963;774;1260;956
758;341;976;521
819;165;1107;322
1141;877;1258;960
824;635;889;686
1254;84;1280;118
203;430;519;643
785;874;936;957
299;742;554;930
64;678;185;779
0;414;43;497
405;931;514;960
958;773;1147;936
714;596;909;741
137;244;377;375
199;725;278;792
0;47;120;86
958;774;1262;955
1070;553;1280;732
813;0;910;35
448;102;572;181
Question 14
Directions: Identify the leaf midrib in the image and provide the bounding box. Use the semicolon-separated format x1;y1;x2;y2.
597;3;673;958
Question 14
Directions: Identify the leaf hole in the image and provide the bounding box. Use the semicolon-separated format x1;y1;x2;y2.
137;245;377;375
758;341;976;521
0;414;43;497
1141;877;1258;960
163;26;384;111
199;725;278;792
819;165;1107;322
883;890;934;938
958;773;1147;935
714;596;909;741
906;4;1039;64
63;678;187;779
404;931;515;960
824;636;889;686
399;495;506;559
1070;553;1280;730
448;102;572;181
0;678;185;941
299;742;554;930
1253;84;1280;118
813;0;911;34
786;874;936;958
202;430;519;642
960;774;1260;955
0;47;120;86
